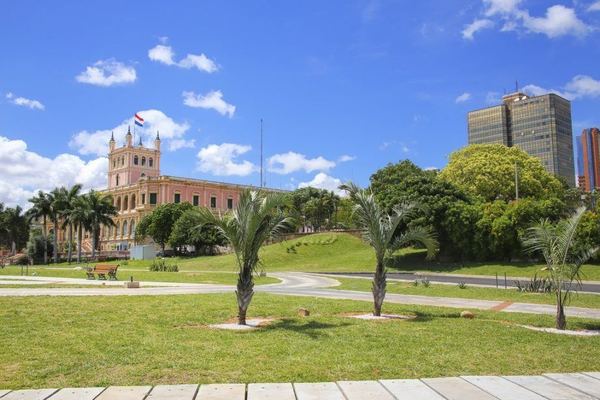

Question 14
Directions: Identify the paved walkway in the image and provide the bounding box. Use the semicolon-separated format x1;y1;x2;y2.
1;273;600;320
1;372;599;399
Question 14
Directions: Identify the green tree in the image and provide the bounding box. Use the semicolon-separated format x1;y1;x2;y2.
58;185;83;263
439;144;563;202
48;188;68;263
83;190;117;259
27;191;52;264
194;190;291;325
136;202;193;253
287;187;340;231
522;207;598;330
341;182;438;316
26;228;53;264
169;209;226;255
69;195;90;263
0;205;29;255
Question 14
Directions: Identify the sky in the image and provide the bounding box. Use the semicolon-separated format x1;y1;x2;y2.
1;0;600;208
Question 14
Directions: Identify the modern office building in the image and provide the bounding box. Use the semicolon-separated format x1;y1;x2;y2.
577;128;600;192
468;92;575;186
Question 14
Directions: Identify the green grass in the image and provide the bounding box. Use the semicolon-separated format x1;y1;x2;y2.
23;232;600;279
1;293;599;390
334;277;600;309
0;267;279;286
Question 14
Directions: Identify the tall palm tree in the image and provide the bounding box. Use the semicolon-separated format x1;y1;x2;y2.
340;182;438;316
83;190;117;260
59;185;83;264
522;207;597;330
27;191;52;264
48;188;69;263
194;190;292;325
69;196;90;263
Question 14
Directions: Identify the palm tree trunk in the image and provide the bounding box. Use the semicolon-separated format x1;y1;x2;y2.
52;218;58;263
11;241;16;256
236;267;255;325
42;216;48;265
556;298;567;330
91;227;97;260
372;260;387;316
77;224;82;263
67;224;73;264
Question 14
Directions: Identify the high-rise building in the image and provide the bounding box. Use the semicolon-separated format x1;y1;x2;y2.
468;92;575;186
577;128;600;192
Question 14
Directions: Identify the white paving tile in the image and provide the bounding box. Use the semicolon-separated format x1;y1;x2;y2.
294;382;345;400
545;373;600;398
146;384;198;399
247;383;295;400
196;384;245;400
46;387;105;400
0;391;11;398
422;377;497;400
93;386;151;400
506;375;596;400
380;379;445;400
583;372;600;381
337;380;395;400
1;389;58;400
462;376;545;400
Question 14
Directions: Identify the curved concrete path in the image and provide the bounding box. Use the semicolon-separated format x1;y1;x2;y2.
1;273;600;320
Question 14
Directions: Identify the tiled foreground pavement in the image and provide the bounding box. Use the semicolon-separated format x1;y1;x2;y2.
1;373;600;400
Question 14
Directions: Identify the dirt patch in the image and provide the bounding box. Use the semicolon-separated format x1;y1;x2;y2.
209;318;276;331
341;312;416;321
519;324;600;337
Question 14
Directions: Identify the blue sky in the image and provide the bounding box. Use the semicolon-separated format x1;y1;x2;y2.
1;0;600;207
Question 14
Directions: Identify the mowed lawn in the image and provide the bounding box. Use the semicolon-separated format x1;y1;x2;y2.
334;277;600;309
1;293;600;389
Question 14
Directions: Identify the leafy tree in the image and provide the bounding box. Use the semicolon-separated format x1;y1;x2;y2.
26;228;53;264
341;182;438;316
27;191;52;264
48;188;68;263
287;187;340;231
83;190;117;259
136;202;193;253
439;144;563;202
58;185;83;263
0;205;29;255
522;207;598;330
194;190;291;325
169;209;226;255
69;195;90;263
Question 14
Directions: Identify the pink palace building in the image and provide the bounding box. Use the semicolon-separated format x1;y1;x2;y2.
99;128;260;251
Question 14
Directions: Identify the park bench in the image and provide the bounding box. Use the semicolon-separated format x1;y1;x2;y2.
86;264;119;280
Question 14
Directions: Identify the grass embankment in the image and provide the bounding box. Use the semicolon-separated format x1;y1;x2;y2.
0;267;278;286
18;232;600;279
1;293;599;389
334;277;600;309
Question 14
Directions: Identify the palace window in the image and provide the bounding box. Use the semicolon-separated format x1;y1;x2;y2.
141;193;146;204
134;155;139;165
116;174;120;186
149;193;157;205
227;197;234;210
149;158;153;167
210;196;217;208
193;195;199;206
141;156;146;166
174;193;181;203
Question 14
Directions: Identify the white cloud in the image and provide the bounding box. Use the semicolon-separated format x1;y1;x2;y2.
197;143;256;176
455;92;471;103
182;90;235;117
69;109;191;157
589;1;600;12
522;75;600;100
5;92;45;110
338;155;356;163
462;19;494;40
484;0;521;16
298;173;344;195
0;136;107;208
268;152;336;175
148;42;218;73
520;5;589;38
76;59;137;87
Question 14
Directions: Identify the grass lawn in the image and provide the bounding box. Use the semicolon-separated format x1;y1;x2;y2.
24;232;600;279
1;293;600;389
0;267;279;286
334;277;600;309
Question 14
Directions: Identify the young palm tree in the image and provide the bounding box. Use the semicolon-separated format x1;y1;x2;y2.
59;185;83;264
83;190;117;260
340;182;438;316
27;191;52;264
194;190;292;325
522;207;597;330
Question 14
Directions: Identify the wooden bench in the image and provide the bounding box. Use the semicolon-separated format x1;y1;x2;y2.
86;264;119;280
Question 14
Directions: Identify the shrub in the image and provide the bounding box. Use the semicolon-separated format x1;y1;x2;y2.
149;259;179;272
421;278;431;288
458;281;467;289
514;273;553;293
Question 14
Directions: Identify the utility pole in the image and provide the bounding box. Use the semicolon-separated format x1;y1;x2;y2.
260;118;264;188
515;162;519;201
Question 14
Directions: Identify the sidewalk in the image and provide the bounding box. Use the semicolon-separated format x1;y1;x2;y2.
1;372;599;399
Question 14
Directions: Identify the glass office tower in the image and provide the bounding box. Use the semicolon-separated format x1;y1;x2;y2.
577;128;600;192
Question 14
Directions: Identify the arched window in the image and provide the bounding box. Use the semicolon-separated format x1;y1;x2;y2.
149;158;153;167
131;194;136;209
122;221;128;237
116;222;120;237
113;159;116;168
134;155;139;165
130;219;135;236
141;156;146;166
116;197;121;210
123;195;129;211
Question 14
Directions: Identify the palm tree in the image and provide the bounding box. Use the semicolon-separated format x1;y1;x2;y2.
194;190;292;325
27;191;52;264
48;188;69;263
83;190;117;260
69;196;90;263
59;185;83;264
340;182;438;316
522;207;597;330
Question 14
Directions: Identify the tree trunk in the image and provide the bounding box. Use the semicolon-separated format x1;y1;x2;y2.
67;224;73;264
372;261;387;316
556;300;567;330
52;218;58;264
11;241;16;256
91;228;97;260
42;216;48;265
77;224;82;263
236;267;255;325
